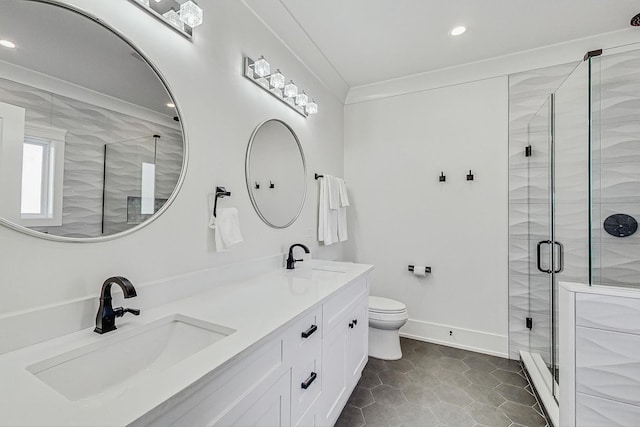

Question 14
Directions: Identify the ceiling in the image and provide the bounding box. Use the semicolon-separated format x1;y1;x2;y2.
0;1;174;115
245;0;640;88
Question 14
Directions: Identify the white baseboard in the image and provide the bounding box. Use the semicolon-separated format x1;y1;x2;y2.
400;319;509;358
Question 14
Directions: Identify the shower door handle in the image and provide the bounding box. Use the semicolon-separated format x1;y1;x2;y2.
553;241;564;273
537;240;552;274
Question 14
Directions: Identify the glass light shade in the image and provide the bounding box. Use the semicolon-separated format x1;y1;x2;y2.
270;70;285;89
179;1;203;28
295;92;308;106
285;97;296;107
256;77;269;89
253;57;270;78
284;81;298;98
270;88;283;98
163;10;184;31
306;100;318;114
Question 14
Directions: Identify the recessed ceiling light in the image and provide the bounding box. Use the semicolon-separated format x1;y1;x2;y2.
0;40;16;49
166;103;175;108
450;26;466;36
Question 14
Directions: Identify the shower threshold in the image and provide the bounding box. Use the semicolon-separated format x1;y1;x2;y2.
521;350;559;427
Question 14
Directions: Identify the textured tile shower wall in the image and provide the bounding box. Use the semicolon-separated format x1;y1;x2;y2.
0;77;182;238
508;62;577;360
592;50;640;287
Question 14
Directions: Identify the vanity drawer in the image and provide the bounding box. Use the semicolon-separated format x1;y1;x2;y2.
283;306;323;361
576;393;640;427
291;342;322;425
323;277;368;335
139;338;284;427
576;293;640;336
576;326;640;406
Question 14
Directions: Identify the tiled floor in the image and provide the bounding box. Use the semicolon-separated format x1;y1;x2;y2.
336;338;549;427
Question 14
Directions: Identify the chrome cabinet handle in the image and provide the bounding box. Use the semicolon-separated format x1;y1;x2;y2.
301;324;318;339
553;241;564;273
537;240;552;274
301;372;317;389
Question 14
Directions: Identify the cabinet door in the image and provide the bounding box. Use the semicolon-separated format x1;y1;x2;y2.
346;297;368;387
319;321;348;426
214;369;291;427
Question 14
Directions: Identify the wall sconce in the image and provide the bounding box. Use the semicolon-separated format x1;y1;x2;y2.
129;0;203;39
244;56;318;118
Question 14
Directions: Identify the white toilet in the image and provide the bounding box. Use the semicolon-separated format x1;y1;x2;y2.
368;296;409;360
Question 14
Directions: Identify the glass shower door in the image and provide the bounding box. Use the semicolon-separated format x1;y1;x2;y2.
552;59;591;401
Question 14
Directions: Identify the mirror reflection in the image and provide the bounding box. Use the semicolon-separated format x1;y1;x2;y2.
246;120;306;228
0;1;185;239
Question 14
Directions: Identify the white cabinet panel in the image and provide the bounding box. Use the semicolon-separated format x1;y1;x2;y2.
215;370;291;427
320;319;348;427
323;277;367;335
346;295;368;385
576;293;640;335
576;327;640;406
576;393;640;427
291;342;321;424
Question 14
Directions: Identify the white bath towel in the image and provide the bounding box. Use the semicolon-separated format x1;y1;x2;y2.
318;175;338;245
209;207;244;252
337;178;350;207
327;175;341;210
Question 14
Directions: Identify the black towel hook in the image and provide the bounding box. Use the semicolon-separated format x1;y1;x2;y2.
213;186;231;217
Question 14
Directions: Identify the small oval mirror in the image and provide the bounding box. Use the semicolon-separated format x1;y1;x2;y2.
245;119;306;228
0;0;186;241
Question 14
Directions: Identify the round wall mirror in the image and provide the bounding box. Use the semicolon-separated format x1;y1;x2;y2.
0;0;186;241
245;119;306;228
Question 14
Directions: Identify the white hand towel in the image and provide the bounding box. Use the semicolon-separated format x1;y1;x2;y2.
327;175;341;210
209;207;243;252
318;175;338;244
337;178;350;207
337;206;348;242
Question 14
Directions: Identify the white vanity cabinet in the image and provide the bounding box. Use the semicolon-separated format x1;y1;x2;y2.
319;278;369;427
136;275;369;427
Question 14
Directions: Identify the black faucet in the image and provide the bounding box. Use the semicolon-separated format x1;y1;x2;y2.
94;276;140;334
286;243;310;270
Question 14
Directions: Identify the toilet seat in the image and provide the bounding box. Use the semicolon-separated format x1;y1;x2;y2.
368;296;407;314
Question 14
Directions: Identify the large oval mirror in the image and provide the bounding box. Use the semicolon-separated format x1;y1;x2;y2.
245;119;306;228
0;0;186;241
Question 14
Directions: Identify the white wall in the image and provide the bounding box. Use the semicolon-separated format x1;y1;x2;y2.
0;0;347;315
344;77;510;356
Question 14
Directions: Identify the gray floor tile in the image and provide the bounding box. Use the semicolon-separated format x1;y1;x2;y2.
362;402;399;426
466;402;512;427
431;402;476;427
433;384;473;407
371;384;409;408
464;369;501;388
379;369;411;389
491;369;528;387
348;387;375;408
339;339;549;427
407;368;441;388
433;368;472;388
335;405;365;427
499;401;547;427
436;356;470;373
464;383;506;408
358;369;383;389
395;402;438;427
496;383;537;406
401;383;440;407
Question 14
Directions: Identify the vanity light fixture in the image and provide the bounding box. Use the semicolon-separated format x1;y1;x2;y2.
128;0;203;39
0;40;16;49
243;56;318;117
450;26;467;36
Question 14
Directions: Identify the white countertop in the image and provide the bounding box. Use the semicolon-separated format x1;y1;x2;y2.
560;281;640;299
0;261;373;427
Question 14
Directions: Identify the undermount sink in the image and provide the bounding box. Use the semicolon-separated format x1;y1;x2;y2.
311;262;348;273
27;314;235;401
